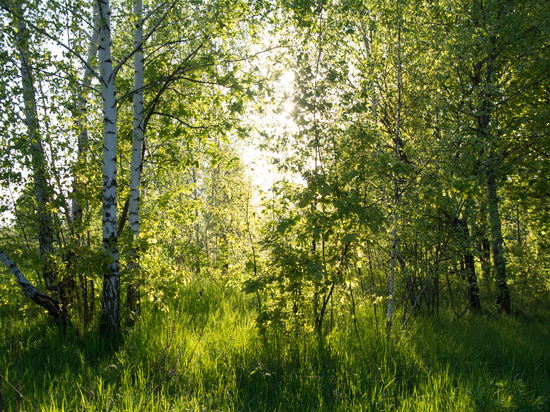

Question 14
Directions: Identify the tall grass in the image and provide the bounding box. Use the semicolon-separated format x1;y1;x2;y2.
1;278;549;411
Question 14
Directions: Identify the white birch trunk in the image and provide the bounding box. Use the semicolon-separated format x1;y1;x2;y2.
97;0;121;338
0;248;67;324
129;0;144;241
191;157;201;250
126;0;144;316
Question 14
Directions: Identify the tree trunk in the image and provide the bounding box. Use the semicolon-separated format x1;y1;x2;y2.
0;248;68;325
73;2;99;229
480;236;492;297
14;2;55;290
126;0;144;322
468;0;511;315
129;0;144;242
386;0;402;334
486;164;511;314
456;218;481;313
464;252;481;313
97;0;121;339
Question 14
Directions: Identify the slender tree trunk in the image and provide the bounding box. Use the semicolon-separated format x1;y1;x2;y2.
191;156;202;271
359;9;377;121
14;2;55;290
477;62;510;314
479;235;493;296
70;4;100;326
469;0;510;314
127;0;144;317
97;0;121;339
464;252;481;313
386;0;402;335
486;163;511;314
129;0;144;241
456;218;482;313
73;3;99;228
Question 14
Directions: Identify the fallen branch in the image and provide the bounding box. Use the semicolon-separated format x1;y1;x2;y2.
0;248;69;326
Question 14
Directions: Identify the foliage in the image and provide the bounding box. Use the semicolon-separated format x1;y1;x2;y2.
0;0;269;332
0;0;549;409
247;0;550;333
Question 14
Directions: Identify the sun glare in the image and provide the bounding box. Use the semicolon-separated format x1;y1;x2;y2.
242;70;303;197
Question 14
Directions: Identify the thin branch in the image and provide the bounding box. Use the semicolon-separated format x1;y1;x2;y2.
0;2;101;83
0;373;39;412
115;42;204;104
113;0;179;77
151;112;222;130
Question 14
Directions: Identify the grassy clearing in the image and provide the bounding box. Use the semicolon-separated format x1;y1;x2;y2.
1;279;549;411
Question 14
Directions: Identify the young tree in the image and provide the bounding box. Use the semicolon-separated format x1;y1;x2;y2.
73;2;99;230
96;0;122;338
427;0;550;313
1;0;271;338
12;0;55;291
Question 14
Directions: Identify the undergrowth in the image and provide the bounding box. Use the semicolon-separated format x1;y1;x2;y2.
0;279;549;411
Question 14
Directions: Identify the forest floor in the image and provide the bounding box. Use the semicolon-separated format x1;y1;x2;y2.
1;278;549;411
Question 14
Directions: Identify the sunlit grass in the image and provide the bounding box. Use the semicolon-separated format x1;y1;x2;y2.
1;279;549;411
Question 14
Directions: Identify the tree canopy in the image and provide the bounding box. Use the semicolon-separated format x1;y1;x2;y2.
0;0;549;340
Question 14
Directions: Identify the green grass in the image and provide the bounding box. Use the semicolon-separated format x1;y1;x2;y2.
1;280;549;411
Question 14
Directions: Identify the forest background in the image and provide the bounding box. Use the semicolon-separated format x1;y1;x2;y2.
0;0;549;410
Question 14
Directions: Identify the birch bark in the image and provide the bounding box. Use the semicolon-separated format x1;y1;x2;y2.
129;0;144;243
0;248;68;324
126;0;144;316
97;0;121;338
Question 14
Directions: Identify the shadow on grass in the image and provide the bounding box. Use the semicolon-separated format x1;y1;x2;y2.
1;286;550;412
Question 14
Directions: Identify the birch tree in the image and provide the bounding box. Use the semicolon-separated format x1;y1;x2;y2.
73;2;99;230
96;0;121;338
126;0;144;315
0;247;68;323
1;0;272;336
428;0;550;314
0;0;103;327
12;0;56;291
385;0;402;334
